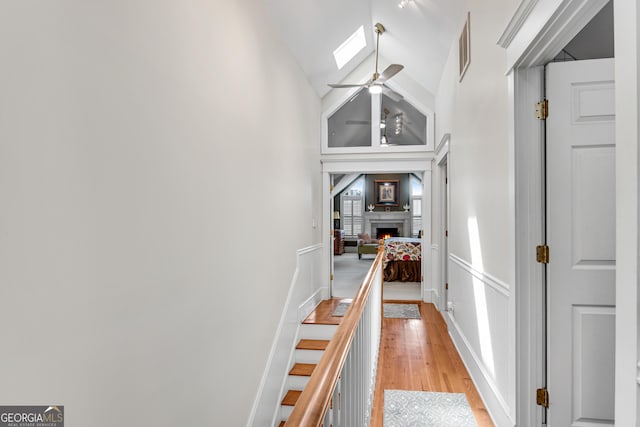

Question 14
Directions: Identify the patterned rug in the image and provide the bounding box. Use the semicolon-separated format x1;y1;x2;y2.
384;303;420;319
384;390;478;427
332;303;421;319
332;301;350;317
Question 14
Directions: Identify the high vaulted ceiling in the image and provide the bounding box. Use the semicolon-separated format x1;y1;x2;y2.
262;0;467;98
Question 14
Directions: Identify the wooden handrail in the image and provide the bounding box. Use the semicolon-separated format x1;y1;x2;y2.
284;244;384;426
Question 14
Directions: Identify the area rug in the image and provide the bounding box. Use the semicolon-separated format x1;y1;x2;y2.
383;303;420;319
332;302;350;317
332;303;420;318
384;390;478;427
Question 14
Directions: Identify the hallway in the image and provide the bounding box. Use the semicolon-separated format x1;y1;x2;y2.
333;252;492;425
370;301;493;426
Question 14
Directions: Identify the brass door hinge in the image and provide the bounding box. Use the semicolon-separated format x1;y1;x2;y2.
536;388;549;408
330;274;334;281
536;99;549;120
536;245;549;264
445;283;449;290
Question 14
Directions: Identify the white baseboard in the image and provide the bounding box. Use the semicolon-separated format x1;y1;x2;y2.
298;287;329;323
248;244;323;427
446;312;515;427
422;288;440;309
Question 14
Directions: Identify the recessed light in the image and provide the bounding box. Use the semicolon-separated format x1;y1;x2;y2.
333;26;366;70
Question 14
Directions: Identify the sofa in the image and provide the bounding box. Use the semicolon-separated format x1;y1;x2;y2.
357;233;381;259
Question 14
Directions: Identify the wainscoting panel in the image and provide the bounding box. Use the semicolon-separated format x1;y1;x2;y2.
447;254;514;426
248;244;327;427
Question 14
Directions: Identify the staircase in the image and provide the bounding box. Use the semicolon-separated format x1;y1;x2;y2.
278;299;347;426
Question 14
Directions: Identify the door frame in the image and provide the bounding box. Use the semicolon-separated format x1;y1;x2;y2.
498;0;616;425
321;157;433;300
435;134;450;312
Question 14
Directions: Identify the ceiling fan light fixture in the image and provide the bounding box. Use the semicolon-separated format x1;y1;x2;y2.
369;84;383;94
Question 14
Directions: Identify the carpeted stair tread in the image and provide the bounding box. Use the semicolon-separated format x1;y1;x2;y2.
281;390;302;406
289;363;316;376
296;339;329;351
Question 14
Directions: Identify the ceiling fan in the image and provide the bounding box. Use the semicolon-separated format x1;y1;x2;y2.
328;23;404;96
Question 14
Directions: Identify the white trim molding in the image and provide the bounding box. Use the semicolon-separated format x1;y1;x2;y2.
322;157;433;302
321;155;433;174
429;244;440;308
446;253;514;426
497;0;540;49
449;253;511;297
298;287;330;323
613;0;640;424
447;313;515;427
248;244;324;427
510;65;546;427
500;0;610;71
435;133;450;165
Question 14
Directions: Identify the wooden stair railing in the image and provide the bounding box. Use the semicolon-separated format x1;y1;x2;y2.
284;244;384;426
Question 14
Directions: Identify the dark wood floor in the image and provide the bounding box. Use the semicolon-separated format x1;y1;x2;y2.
370;301;494;427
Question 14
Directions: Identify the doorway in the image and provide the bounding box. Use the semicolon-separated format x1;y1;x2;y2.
436;134;450;313
505;1;615;425
322;159;433;304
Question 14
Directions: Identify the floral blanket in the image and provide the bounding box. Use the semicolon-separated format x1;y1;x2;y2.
384;238;421;268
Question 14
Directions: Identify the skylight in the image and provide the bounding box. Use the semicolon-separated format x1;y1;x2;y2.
333;26;366;70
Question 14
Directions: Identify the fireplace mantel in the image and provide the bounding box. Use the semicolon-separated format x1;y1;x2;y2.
364;211;411;237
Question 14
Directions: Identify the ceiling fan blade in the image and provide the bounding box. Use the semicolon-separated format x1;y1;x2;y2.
377;64;404;83
328;83;369;88
382;86;404;103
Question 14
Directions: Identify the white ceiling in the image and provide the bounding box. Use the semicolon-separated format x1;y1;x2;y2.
262;0;467;98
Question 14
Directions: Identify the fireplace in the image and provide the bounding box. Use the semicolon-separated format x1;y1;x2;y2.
376;227;399;239
364;211;410;238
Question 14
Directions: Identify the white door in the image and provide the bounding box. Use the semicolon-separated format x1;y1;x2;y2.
546;58;616;426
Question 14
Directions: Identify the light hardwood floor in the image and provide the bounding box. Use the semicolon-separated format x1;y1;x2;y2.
370;301;494;427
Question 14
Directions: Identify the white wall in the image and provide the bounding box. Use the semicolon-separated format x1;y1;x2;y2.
0;1;321;426
434;0;518;424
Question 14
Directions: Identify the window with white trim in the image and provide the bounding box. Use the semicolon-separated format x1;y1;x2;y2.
410;175;423;237
341;177;365;237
